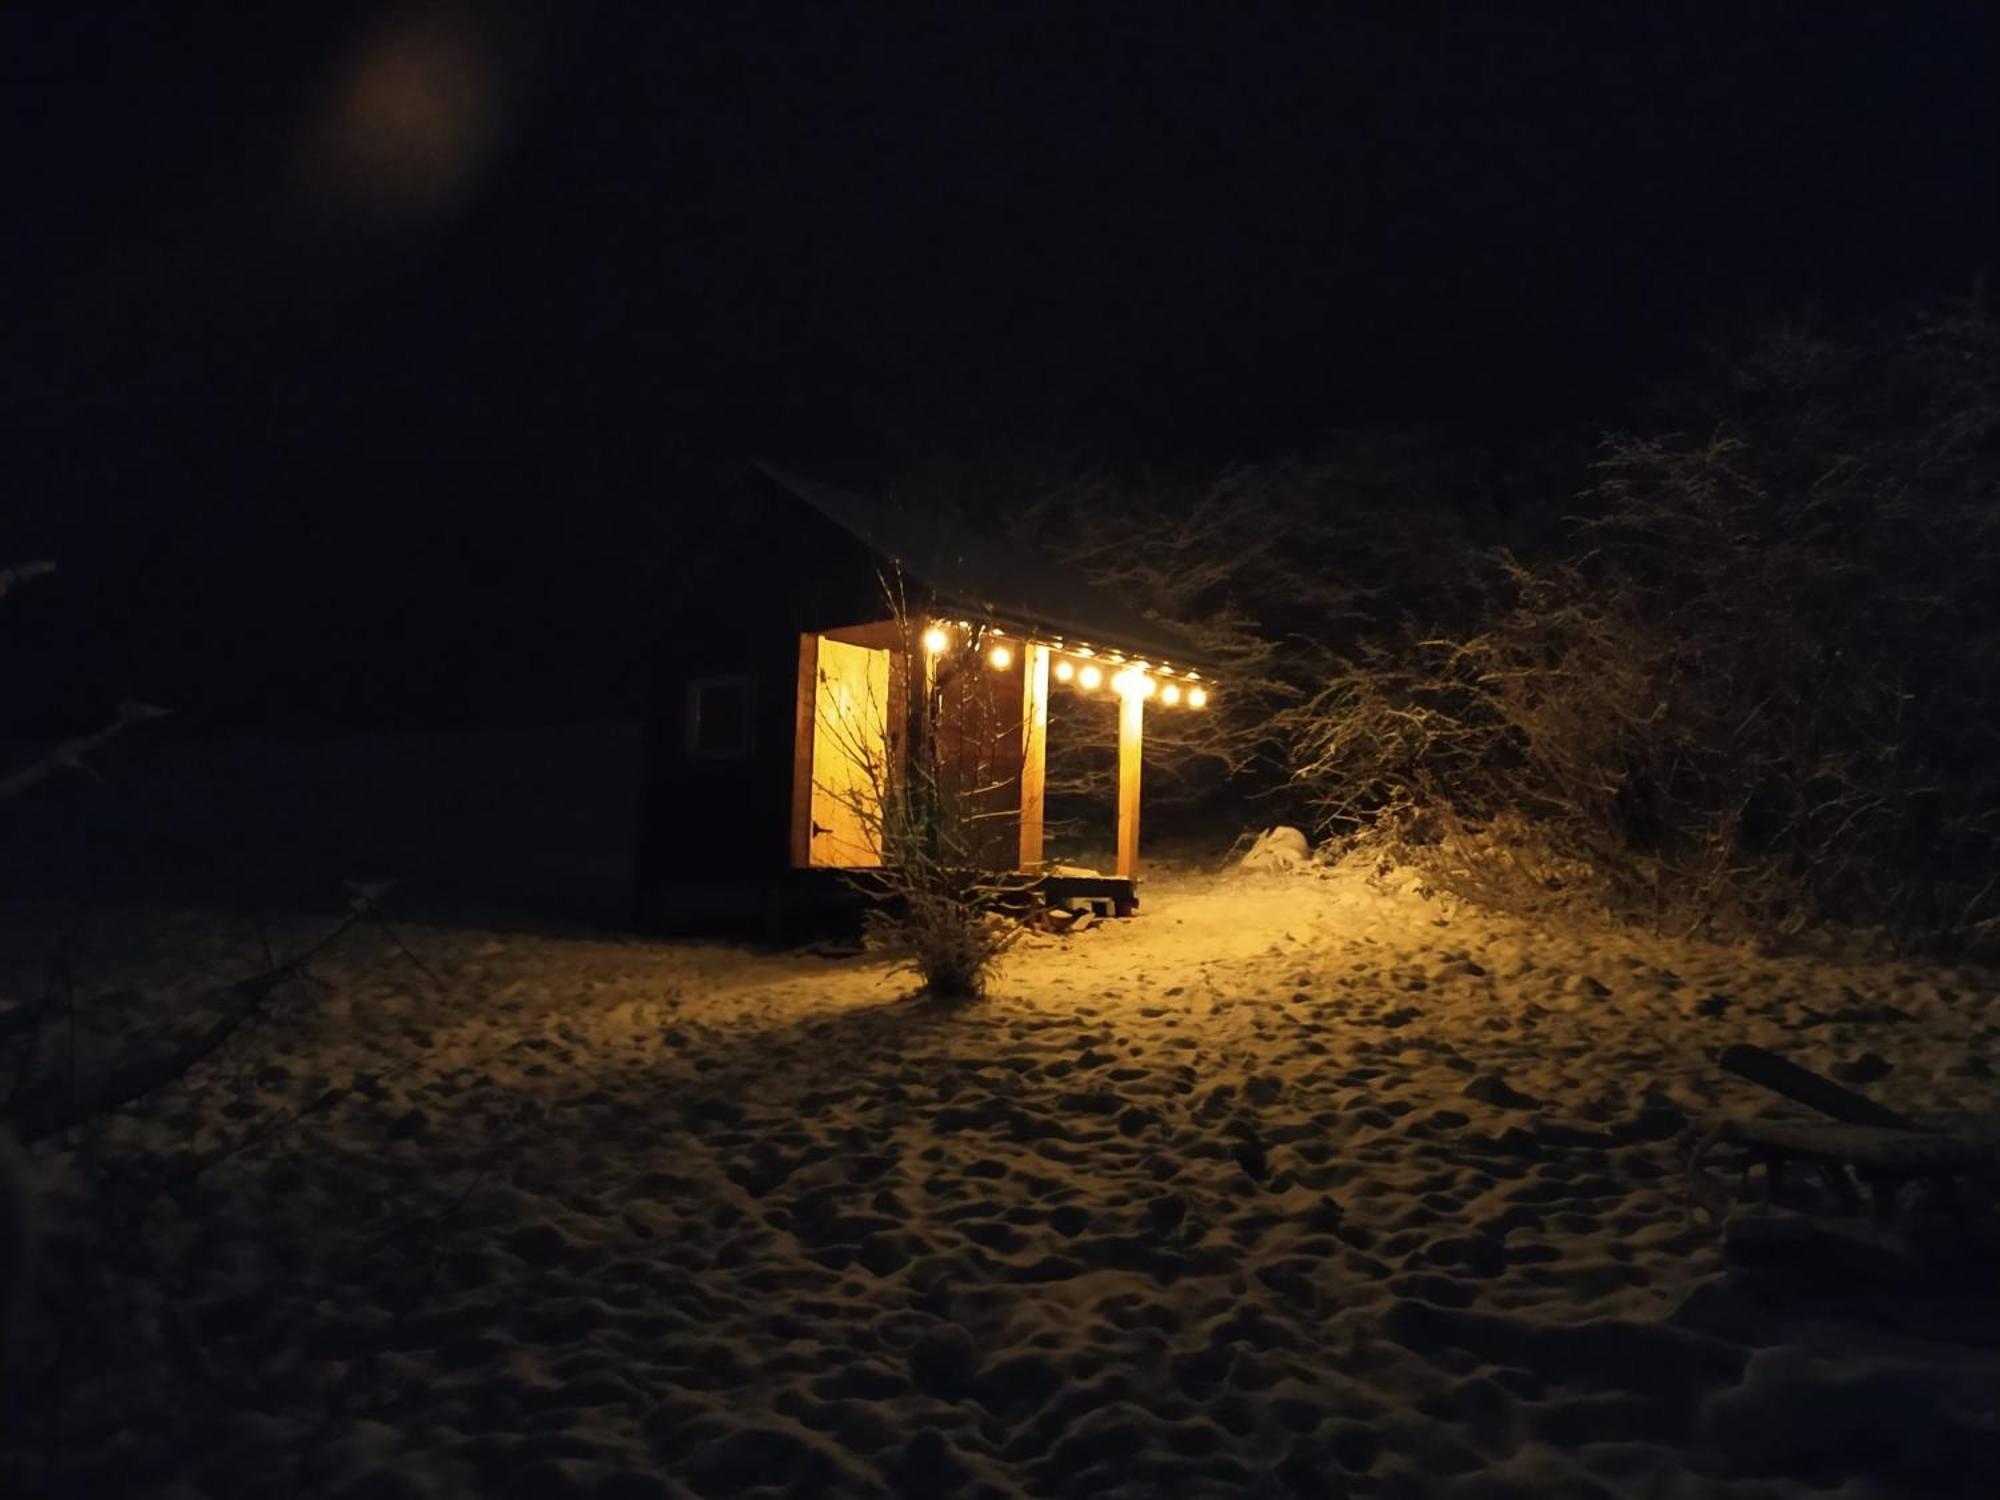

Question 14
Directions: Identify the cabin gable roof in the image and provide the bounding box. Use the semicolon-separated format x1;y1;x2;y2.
750;463;1205;668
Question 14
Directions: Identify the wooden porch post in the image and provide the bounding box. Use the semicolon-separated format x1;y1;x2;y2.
1116;684;1143;879
1019;641;1049;869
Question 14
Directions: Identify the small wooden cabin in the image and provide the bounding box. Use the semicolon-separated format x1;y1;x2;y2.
634;464;1213;937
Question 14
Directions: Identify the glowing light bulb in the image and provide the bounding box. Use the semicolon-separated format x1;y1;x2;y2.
1187;686;1208;708
1141;674;1157;698
1054;659;1075;683
1078;663;1102;690
922;625;950;655
988;644;1013;670
1161;683;1181;705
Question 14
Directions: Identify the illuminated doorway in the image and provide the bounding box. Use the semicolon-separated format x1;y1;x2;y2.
807;634;890;867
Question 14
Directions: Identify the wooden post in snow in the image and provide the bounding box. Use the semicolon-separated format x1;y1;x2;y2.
1116;683;1143;879
1019;641;1049;870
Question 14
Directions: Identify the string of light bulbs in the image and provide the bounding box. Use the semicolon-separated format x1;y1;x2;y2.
919;621;1210;707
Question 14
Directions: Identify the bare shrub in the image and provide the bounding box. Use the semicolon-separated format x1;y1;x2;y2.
813;589;1025;1001
859;694;1024;1003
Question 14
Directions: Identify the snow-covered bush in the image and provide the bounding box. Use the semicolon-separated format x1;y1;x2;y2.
992;294;2000;949
1291;298;2000;946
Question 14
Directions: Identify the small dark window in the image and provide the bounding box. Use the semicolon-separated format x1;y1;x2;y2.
685;675;755;759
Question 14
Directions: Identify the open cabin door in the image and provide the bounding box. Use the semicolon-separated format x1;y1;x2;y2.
805;635;890;867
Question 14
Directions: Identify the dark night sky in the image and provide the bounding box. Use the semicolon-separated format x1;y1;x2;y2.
4;2;1993;729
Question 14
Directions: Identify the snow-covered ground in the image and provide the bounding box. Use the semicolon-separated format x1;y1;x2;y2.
5;855;1999;1497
